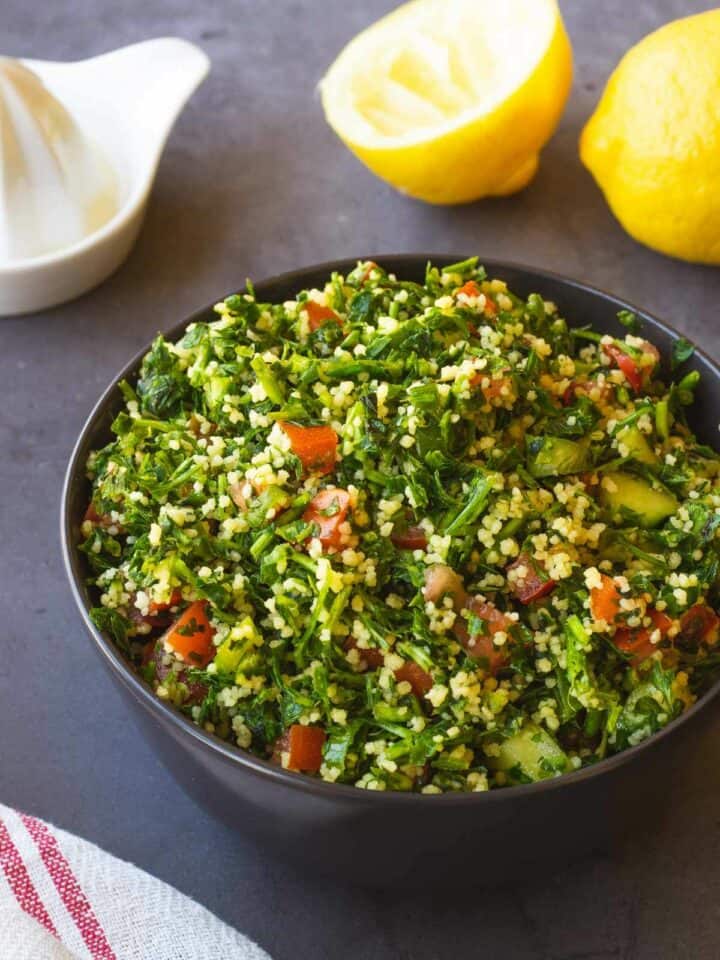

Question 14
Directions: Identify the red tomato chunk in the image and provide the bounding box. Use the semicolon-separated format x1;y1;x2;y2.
614;608;672;666
457;280;481;298
142;640;208;706
279;421;338;476
506;553;556;604
344;638;432;694
603;340;658;394
303;488;351;551
161;600;215;667
394;662;433;697
454;598;513;674
390;525;428;550
274;725;326;773
305;300;342;332
679;604;720;649
590;574;621;624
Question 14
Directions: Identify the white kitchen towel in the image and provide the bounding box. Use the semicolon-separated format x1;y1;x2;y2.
0;804;272;960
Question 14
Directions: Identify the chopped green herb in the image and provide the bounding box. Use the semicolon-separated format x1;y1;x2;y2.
672;337;695;371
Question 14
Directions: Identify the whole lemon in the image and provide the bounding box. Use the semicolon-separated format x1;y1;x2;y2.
581;10;720;264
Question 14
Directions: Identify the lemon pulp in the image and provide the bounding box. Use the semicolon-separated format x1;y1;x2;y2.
321;0;572;204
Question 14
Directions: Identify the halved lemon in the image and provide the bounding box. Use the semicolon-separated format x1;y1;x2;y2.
320;0;573;205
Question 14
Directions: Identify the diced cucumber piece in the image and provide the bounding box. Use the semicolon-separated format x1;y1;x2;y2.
527;436;591;478
655;399;670;440
250;355;285;404
214;638;242;674
600;472;678;528
617;426;658;466
247;486;291;529
487;723;569;783
213;616;262;675
596;534;627;564
204;374;232;409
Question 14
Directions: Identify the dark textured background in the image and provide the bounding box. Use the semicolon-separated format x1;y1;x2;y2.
3;2;720;957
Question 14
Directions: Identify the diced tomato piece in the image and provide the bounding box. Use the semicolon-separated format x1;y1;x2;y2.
454;598;512;674
482;377;511;401
483;297;497;318
162;600;215;667
394;661;433;697
142;640;208;705
457;280;481;299
467;599;513;637
391;525;428;551
456;280;497;317
614;607;672;666
84;502;103;524
648;608;673;635
470;369;512;402
280;421;338;476
613;630;655;665
129;607;171;630
590;574;621;624
564;379;615;408
459;631;507;674
344;638;432;694
640;341;660;367
148;588;183;615
360;261;379;283
305;300;342;332
83;502;116;528
344;636;385;669
579;473;600;494
84;502;126;534
561;383;578;407
423;565;467;608
506;553;556;604
603;343;643;393
365;648;385;669
279;421;336;474
562;381;592;406
679;604;720;649
228;482;248;511
274;725;326;773
303;488;351;552
130;589;184;629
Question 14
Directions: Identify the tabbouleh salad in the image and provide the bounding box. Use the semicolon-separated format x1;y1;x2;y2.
80;258;720;793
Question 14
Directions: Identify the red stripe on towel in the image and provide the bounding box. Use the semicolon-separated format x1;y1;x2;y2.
0;817;58;937
20;813;117;960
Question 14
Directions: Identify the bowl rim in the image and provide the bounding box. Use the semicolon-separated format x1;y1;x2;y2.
61;252;720;807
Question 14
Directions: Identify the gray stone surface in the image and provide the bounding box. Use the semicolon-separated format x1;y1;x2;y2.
3;1;720;957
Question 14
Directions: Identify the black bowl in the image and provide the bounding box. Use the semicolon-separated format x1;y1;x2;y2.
62;255;720;888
